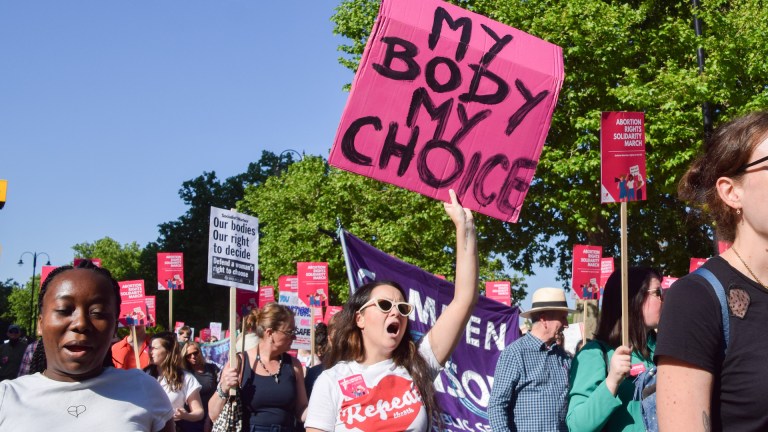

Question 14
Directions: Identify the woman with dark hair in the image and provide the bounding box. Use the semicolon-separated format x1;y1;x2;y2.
145;332;204;425
178;341;219;432
304;189;478;432
567;267;663;431
211;302;307;431
0;260;174;430
657;111;768;431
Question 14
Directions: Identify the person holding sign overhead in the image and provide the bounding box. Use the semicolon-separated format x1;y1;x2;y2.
0;260;174;431
657;111;768;431
566;267;662;431
304;189;478;432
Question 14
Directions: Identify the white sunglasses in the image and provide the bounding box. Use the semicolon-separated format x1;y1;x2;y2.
357;297;414;317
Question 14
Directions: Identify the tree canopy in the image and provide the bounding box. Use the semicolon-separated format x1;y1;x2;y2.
72;237;143;281
331;0;768;283
237;156;526;305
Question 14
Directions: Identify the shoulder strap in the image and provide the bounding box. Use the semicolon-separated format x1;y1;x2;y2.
692;267;730;354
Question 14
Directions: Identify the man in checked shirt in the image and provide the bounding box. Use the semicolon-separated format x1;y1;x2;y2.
488;287;574;432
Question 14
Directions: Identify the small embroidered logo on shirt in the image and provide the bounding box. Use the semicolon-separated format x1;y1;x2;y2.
67;405;86;418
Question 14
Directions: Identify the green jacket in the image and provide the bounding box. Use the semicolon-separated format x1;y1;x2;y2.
566;335;656;432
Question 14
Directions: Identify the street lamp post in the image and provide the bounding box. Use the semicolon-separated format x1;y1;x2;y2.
18;251;51;336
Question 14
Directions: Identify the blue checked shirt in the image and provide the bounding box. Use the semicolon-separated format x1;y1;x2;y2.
488;333;571;432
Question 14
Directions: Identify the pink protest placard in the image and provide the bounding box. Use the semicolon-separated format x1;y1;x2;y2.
600;112;647;203
236;288;259;318
40;265;57;288
717;241;732;254
661;276;678;290
157;252;184;290
279;275;299;293
689;258;708;273
118;280;146;327
174;322;185;333
259;286;275;305
599;257;614;290
74;258;102;267
144;296;156;326
572;245;602;300
485;281;511;306
324;306;343;324
327;0;564;223
297;263;329;308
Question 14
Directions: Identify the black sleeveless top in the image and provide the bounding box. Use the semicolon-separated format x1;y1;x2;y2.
241;351;297;427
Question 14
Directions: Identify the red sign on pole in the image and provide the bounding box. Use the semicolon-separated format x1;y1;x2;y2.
661;276;678;290
485;281;512;306
145;296;156;327
259;286;275;305
118;280;146;327
600;112;647;203
157;252;184;290
572;245;602;300
40;265;57;288
236;288;259;318
278;275;299;293
689;258;708;273
599;257;614;290
324;306;343;324
297;263;329;309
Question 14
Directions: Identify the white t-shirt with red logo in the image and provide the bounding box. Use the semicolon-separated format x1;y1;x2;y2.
305;336;441;432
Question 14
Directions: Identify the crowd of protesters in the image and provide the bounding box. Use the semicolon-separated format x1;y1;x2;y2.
1;111;767;431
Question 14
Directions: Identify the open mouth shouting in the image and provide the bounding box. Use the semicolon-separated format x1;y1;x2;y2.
386;320;402;338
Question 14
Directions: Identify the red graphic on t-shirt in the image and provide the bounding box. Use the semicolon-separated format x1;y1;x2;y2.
339;375;423;431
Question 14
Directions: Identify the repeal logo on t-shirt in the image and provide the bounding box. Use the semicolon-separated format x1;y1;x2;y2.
338;375;423;431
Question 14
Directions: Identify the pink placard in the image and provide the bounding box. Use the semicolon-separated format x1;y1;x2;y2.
717;241;732;254
297;263;329;308
157;252;184;290
118;280;146;327
324;306;343;324
572;245;602;300
600;112;647;203
144;296;156;326
236;288;259;318
174;321;185;333
689;257;708;273
278;275;299;293
327;0;564;223
599;257;614;289
661;276;678;290
259;286;275;305
40;265;57;288
485;281;511;306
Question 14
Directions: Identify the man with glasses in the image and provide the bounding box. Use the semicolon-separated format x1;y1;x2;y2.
489;288;574;432
0;324;28;381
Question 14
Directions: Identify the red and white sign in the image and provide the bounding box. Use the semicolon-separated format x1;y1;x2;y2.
661;276;678;290
327;0;564;223
600;112;647;203
157;252;184;290
144;296;156;326
40;265;57;288
236;288;259;318
279;275;299;293
599;257;614;290
485;281;511;306
689;257;708;273
297;262;329;308
324;306;343;324
259;285;275;306
572;245;602;300
118;280;146;327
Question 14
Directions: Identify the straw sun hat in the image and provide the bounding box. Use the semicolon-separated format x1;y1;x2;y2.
520;287;576;318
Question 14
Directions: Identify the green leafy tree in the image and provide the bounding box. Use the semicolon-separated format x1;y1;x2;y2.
142;151;293;329
4;278;35;334
237;156;526;305
72;237;143;281
331;0;768;284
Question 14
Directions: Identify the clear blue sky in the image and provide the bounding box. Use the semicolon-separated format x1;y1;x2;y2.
0;1;568;317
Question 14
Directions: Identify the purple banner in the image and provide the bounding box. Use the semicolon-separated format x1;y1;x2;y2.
343;231;519;432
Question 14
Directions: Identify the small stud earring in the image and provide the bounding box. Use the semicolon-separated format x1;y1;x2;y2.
737;209;742;215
